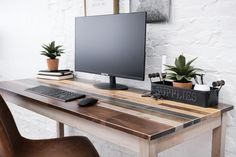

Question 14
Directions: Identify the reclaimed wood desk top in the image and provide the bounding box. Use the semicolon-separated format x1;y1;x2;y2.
0;79;233;140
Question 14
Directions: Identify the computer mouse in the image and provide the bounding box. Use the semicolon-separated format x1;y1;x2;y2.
78;97;98;107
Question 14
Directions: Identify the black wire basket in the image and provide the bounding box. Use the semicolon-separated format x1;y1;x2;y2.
151;81;219;107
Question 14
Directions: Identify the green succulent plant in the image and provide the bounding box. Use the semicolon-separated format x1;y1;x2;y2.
165;54;202;83
41;41;64;59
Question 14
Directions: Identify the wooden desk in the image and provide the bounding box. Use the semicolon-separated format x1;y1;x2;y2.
0;79;233;157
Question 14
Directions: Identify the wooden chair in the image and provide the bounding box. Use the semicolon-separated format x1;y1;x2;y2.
0;95;100;157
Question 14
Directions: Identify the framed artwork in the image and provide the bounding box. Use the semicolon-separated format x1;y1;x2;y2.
130;0;171;23
119;0;130;13
84;0;119;16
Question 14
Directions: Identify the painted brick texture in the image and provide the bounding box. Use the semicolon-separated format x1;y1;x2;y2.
0;0;235;156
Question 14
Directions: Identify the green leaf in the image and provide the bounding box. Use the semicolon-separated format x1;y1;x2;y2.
51;41;55;48
166;73;177;81
165;65;181;74
55;45;62;49
176;75;184;81
175;55;185;68
184;76;192;81
186;57;197;66
193;68;203;71
164;65;175;69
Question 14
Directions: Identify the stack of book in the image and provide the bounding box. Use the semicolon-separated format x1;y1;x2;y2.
37;69;74;80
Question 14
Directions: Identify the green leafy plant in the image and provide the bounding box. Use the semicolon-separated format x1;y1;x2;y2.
41;41;64;59
165;54;202;83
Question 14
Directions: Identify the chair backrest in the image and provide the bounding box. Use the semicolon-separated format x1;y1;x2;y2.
0;95;21;157
0;122;14;157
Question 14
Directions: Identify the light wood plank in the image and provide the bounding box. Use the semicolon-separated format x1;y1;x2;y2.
138;139;157;157
212;113;227;157
155;116;221;153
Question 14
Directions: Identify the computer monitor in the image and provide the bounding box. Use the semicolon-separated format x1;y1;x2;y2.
75;12;146;90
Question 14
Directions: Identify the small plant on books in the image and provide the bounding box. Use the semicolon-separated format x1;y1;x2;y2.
41;41;65;71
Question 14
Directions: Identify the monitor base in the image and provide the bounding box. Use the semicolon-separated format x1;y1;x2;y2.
94;76;128;90
94;83;128;90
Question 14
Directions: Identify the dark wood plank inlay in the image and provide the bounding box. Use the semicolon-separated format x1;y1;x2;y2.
105;98;199;119
158;103;210;115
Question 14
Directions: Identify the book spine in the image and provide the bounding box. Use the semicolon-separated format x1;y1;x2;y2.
38;71;73;76
36;74;74;80
39;69;70;72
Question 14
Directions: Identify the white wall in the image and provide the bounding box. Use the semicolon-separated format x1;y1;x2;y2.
0;0;236;157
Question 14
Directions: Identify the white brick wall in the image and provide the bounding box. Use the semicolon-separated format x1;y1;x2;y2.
0;0;235;156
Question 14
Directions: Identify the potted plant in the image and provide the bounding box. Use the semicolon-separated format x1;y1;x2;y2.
165;54;202;89
41;41;65;71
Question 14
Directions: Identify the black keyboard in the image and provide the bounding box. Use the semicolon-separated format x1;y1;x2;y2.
26;85;85;102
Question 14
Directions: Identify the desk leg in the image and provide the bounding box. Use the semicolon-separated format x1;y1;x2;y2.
57;122;64;138
212;113;227;157
138;139;157;157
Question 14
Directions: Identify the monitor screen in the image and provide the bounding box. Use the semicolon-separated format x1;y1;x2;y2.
75;12;146;80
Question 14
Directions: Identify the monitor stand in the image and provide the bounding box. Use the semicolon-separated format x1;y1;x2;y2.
94;76;128;90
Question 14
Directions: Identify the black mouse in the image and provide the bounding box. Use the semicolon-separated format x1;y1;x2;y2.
78;98;98;107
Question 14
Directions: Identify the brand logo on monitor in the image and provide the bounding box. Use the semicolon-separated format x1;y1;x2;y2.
101;73;108;76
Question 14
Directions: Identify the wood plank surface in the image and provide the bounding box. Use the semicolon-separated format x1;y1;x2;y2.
0;78;233;140
212;113;227;157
